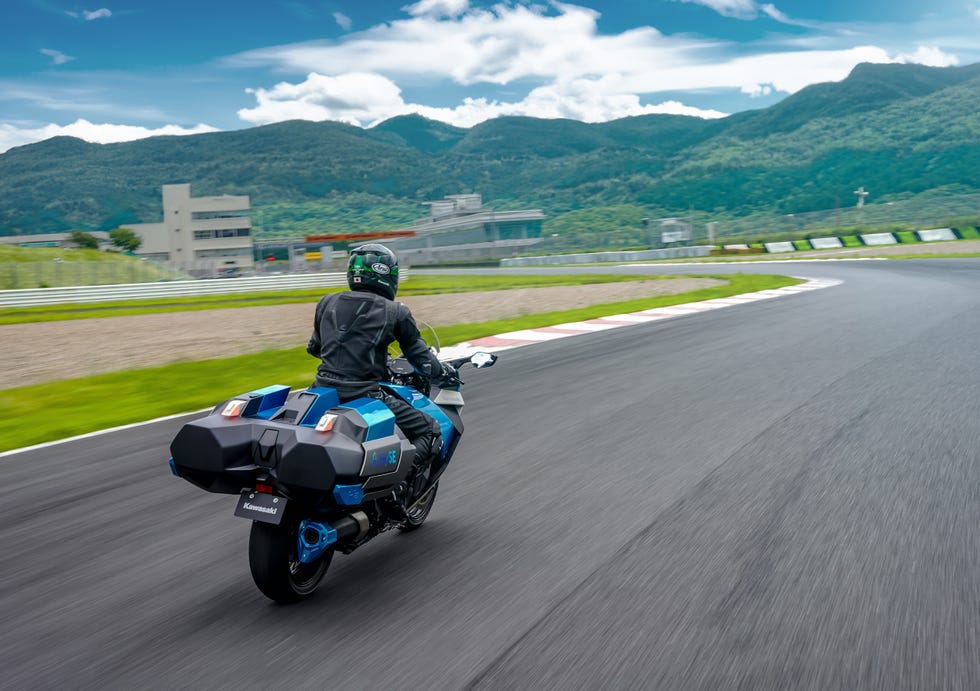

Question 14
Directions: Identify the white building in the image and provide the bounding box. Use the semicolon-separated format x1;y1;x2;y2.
125;183;253;276
386;194;546;264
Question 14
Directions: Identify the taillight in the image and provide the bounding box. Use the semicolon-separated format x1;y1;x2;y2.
222;399;246;417
315;414;337;432
255;483;274;494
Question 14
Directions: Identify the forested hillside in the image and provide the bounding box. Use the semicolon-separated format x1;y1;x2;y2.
1;62;977;236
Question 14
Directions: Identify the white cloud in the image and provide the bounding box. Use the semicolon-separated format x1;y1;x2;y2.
230;4;667;87
759;4;787;21
0;119;219;154
715;46;895;96
896;45;959;67
758;3;813;27
239;73;408;125
675;0;810;25
333;12;352;31
672;0;759;19
231;3;959;131
403;0;470;18
83;8;112;20
742;83;773;97
237;71;727;128
40;49;75;65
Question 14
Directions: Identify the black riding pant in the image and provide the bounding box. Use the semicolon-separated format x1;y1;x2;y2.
374;392;441;462
371;391;435;440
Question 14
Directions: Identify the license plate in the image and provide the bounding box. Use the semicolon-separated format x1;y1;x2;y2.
234;490;287;525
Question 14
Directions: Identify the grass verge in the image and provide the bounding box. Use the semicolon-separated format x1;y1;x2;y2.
0;274;799;452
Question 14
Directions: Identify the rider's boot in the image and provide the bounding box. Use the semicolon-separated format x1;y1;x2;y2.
391;426;442;521
409;424;442;495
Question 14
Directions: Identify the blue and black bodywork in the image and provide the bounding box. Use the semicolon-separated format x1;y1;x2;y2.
168;351;496;603
170;382;464;494
169;374;464;554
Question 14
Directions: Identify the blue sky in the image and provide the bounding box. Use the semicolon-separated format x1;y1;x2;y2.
2;0;978;153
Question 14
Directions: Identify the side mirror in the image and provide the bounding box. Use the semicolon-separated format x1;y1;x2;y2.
471;352;497;369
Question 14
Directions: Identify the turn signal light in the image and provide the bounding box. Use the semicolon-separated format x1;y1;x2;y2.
315;414;337;432
222;399;247;417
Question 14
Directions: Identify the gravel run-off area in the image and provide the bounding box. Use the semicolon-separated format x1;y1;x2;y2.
0;277;723;390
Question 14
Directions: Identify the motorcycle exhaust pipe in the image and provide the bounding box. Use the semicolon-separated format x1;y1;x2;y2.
331;511;370;542
298;511;370;564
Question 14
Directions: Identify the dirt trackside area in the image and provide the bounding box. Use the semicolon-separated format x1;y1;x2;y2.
0;277;723;390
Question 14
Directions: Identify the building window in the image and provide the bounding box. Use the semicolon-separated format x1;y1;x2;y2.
210;228;250;238
195;247;253;258
194;230;213;240
192;210;249;220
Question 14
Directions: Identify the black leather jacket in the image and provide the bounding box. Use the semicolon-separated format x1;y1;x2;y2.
306;289;443;399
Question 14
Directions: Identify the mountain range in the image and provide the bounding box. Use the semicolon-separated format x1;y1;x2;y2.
1;61;978;237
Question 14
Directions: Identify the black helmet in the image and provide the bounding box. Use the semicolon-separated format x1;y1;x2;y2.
347;243;399;299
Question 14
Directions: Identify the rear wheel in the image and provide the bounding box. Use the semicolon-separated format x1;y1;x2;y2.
248;519;332;604
399;482;438;532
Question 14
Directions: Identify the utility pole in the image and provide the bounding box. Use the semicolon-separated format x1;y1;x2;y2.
689;204;696;247
854;186;869;227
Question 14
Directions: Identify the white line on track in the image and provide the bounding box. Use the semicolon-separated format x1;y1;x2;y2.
0;409;210;459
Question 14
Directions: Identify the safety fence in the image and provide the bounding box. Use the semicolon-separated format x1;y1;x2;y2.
0;260;188;290
501;246;713;266
712;193;980;239
0;272;366;308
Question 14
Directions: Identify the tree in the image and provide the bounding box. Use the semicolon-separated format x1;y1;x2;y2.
108;227;142;252
69;230;100;250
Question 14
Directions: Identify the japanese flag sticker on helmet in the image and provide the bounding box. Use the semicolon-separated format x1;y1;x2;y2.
371;262;391;274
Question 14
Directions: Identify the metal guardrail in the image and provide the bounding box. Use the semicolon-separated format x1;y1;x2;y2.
0;272;361;308
501;246;713;266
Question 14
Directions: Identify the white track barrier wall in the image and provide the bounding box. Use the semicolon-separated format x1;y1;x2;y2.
764;242;796;253
809;237;844;249
860;233;898;245
916;228;957;242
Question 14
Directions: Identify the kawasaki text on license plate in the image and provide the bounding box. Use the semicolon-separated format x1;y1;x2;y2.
234;490;287;525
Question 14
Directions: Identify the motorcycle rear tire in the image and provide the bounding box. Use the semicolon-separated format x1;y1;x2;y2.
249;519;332;604
399;481;439;532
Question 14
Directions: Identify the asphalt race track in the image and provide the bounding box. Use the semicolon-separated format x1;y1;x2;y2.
2;258;979;690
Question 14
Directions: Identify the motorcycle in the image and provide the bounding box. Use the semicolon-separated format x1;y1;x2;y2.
168;347;497;604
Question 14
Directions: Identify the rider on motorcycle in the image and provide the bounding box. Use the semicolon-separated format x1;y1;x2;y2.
306;243;454;482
